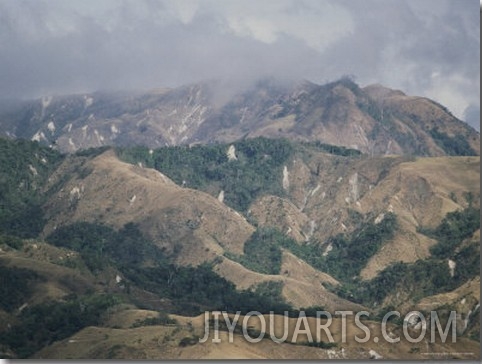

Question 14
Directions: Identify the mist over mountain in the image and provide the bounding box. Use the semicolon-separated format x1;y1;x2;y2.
0;78;479;157
0;1;479;130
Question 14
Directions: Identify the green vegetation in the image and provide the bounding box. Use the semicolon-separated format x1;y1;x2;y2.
0;138;63;237
0;266;43;312
300;141;361;157
125;262;291;316
46;221;292;316
226;228;285;275
117;137;293;212
230;281;290;314
325;212;397;280
339;245;479;308
131;312;178;328
429;128;477;156
296;340;337;349
74;145;111;158
0;233;24;250
0;293;121;358
278;213;397;281
117;138;364;213
226;214;397;282
178;335;200;347
47;222;167;272
296;305;326;318
342;260;451;305
423;207;480;259
330;207;480;308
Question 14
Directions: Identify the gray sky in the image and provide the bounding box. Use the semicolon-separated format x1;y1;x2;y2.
0;0;479;130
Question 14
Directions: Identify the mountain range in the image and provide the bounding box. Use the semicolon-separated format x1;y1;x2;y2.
0;77;479;156
0;78;479;359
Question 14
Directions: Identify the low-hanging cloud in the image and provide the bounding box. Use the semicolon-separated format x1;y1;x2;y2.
0;0;479;129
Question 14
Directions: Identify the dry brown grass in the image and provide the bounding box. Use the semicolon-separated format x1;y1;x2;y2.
43;150;255;264
34;311;480;360
250;195;311;242
105;307;161;329
0;254;96;305
213;252;362;311
359;156;480;279
416;276;480;313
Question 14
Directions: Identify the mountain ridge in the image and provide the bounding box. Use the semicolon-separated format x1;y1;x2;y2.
0;78;478;156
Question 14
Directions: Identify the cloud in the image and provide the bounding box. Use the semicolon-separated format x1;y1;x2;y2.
0;0;478;126
211;0;354;50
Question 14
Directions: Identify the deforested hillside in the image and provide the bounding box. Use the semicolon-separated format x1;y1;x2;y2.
0;135;479;359
0;79;479;156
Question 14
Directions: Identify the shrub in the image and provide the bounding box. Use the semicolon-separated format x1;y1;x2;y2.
178;336;199;347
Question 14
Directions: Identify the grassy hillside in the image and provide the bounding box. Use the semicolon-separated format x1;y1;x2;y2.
117;137;294;212
116;137;362;213
0;137;479;358
0;222;294;358
330;205;480;309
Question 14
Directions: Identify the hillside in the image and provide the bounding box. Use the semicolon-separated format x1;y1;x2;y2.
33;312;480;360
0;135;479;359
0;78;478;156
